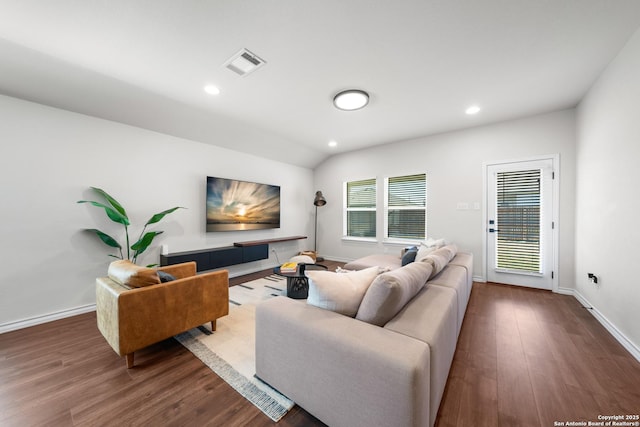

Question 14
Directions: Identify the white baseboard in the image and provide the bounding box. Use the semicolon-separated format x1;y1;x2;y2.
472;275;486;283
560;288;640;363
0;304;96;334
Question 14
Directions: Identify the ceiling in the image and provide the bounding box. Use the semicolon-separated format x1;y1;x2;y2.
1;1;639;169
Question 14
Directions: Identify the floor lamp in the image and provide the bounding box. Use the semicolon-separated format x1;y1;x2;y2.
313;190;326;262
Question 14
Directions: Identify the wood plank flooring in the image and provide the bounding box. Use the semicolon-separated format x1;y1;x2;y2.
436;282;640;426
1;269;639;426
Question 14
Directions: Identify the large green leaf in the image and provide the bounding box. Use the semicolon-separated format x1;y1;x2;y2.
90;187;128;218
145;207;185;226
77;200;130;226
86;229;121;248
131;231;164;255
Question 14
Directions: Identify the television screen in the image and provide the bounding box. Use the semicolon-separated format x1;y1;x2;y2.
206;176;281;232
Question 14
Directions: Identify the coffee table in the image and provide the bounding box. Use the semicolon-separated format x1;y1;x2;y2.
273;263;328;299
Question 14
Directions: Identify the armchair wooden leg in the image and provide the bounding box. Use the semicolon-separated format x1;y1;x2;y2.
125;353;134;369
211;320;217;332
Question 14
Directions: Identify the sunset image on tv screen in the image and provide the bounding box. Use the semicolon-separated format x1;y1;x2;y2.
206;176;281;232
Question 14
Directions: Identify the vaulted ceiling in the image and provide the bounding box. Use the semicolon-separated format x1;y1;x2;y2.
1;1;639;168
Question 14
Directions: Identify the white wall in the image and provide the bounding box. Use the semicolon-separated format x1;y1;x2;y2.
314;109;576;288
0;95;314;329
576;28;640;353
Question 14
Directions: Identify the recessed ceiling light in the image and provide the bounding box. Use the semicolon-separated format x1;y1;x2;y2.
465;105;481;115
333;90;369;111
204;85;221;95
328;140;338;147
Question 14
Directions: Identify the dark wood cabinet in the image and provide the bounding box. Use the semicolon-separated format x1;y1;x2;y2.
159;236;306;271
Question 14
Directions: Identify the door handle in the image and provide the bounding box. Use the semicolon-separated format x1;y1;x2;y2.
489;228;499;233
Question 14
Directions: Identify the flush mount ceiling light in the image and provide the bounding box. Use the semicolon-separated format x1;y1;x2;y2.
333;90;369;111
328;140;338;147
465;105;481;115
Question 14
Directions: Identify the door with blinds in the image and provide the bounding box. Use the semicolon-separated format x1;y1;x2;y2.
487;159;554;290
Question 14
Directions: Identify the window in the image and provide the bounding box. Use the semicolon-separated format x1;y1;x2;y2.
495;169;541;273
385;173;426;240
344;178;376;238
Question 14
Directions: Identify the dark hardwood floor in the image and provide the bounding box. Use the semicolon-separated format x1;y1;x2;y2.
1;265;639;426
436;282;640;427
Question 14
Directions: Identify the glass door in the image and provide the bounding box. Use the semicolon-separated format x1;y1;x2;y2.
487;159;554;290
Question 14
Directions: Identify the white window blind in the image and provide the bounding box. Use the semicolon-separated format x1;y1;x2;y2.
345;178;376;238
496;169;541;273
386;173;426;240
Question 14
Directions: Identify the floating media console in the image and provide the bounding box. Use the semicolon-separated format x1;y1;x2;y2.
159;236;307;272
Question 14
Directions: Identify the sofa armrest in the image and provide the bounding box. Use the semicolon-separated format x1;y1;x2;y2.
256;297;430;427
96;277;127;354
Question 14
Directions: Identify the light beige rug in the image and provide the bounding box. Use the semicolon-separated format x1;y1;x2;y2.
175;275;292;421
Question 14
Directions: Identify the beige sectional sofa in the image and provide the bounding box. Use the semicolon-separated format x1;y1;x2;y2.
255;245;473;427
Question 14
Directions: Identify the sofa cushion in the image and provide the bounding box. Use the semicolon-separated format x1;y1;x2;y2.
306;266;379;316
356;261;433;326
343;254;402;271
108;259;161;288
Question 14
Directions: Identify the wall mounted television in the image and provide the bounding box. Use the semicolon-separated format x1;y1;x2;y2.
206;176;281;232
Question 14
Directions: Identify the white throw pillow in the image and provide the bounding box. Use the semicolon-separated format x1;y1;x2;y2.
424;237;446;248
306;266;379;317
288;255;315;264
416;244;437;262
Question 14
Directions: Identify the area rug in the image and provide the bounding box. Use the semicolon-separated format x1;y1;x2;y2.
174;275;292;422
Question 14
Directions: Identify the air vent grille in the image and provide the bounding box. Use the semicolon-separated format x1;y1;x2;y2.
224;48;266;76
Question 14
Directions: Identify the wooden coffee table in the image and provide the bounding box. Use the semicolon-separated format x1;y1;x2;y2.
273;263;328;299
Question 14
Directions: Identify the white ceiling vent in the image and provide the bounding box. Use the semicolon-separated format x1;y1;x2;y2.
223;48;266;76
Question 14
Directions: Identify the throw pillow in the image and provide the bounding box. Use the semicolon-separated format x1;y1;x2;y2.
356;261;433;326
401;247;418;266
400;245;418;256
157;270;177;283
288;254;315;264
306;266;379;317
435;244;458;262
298;250;318;262
416;244;437;262
419;251;450;278
108;259;161;288
424;237;446;248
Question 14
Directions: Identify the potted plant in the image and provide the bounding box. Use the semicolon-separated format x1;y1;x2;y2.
78;187;184;266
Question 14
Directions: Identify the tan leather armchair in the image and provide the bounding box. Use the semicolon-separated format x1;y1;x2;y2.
96;262;229;368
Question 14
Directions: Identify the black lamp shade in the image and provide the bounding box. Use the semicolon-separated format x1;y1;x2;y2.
314;191;327;207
